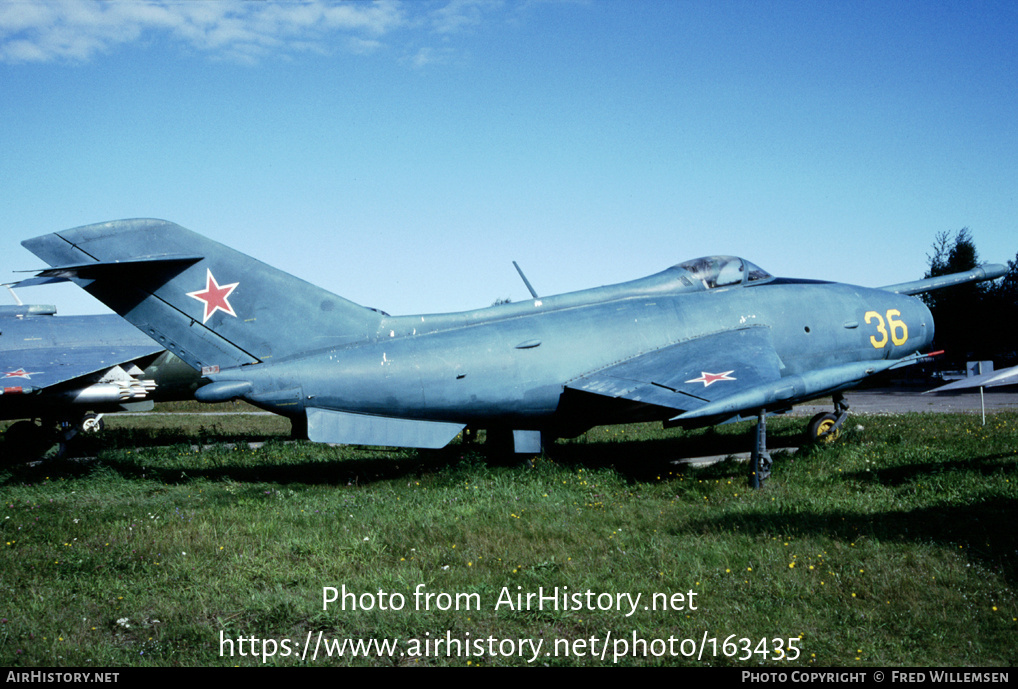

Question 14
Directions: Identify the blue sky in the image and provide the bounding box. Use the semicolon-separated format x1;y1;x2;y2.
2;0;1015;316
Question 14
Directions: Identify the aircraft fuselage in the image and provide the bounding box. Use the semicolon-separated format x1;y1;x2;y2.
228;273;933;433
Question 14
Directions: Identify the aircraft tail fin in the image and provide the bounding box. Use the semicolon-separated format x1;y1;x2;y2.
22;219;384;373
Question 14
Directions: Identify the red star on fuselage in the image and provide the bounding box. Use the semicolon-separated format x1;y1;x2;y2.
686;370;736;387
187;269;239;324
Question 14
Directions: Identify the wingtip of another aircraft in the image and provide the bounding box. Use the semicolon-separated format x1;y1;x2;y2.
879;263;1008;295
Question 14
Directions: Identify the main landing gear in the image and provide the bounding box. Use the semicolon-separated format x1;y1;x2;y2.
749;409;772;490
1;413;106;464
749;394;851;489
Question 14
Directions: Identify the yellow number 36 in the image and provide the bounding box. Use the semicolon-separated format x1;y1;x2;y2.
865;309;908;348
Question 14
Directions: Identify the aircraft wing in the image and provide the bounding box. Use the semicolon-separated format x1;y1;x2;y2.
566;326;784;416
2;344;161;395
879;264;1007;294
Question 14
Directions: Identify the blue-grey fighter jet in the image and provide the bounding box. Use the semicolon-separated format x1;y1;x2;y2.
21;219;1006;485
0;296;199;458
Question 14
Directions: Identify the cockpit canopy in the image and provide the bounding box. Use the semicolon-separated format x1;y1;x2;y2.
675;256;773;289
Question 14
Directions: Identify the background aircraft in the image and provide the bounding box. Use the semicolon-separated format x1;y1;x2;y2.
22;219;1006;485
0;294;200;460
930;365;1018;392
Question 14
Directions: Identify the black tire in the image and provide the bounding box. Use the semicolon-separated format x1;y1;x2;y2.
2;420;51;462
806;412;840;444
81;413;105;434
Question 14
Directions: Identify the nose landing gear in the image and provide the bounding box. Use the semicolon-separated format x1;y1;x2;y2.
806;394;850;445
1;412;106;464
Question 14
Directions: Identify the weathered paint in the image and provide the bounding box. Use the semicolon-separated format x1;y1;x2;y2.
22;219;1004;450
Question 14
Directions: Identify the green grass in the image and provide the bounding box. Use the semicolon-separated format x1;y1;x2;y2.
1;409;1015;666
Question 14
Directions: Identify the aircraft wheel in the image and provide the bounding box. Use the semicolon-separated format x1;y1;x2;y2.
807;412;840;444
81;413;105;434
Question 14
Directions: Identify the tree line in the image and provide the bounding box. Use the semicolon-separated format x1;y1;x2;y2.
922;228;1017;369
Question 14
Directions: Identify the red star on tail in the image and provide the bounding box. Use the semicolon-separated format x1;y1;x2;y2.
187;269;239;324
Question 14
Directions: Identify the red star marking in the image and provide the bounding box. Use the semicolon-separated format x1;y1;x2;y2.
187;269;239;324
3;368;41;379
686;370;737;387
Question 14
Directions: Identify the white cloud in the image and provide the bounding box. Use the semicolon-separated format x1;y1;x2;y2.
430;0;501;35
0;0;540;66
0;0;410;64
346;36;385;56
411;45;439;68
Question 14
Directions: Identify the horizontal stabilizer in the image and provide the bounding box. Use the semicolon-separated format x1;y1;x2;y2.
307;408;465;449
22;255;202;281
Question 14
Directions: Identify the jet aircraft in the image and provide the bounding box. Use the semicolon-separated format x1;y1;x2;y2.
0;296;200;459
21;219;1006;485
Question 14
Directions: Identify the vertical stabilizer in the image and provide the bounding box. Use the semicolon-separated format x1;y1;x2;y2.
23;219;383;373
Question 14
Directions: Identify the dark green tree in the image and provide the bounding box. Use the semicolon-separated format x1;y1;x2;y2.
983;251;1018;366
923;228;1012;367
924;228;978;280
